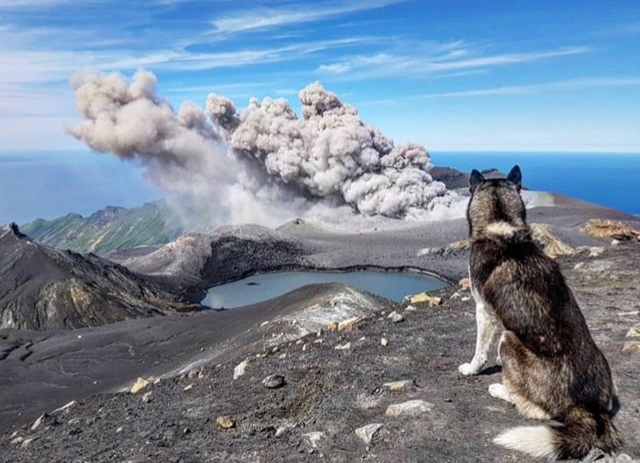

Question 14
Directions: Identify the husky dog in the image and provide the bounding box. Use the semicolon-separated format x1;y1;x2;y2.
458;166;623;459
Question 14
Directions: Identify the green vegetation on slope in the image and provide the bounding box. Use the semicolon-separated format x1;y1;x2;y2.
21;202;184;254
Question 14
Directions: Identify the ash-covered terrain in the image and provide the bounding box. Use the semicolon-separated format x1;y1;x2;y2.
0;223;201;331
1;193;639;462
1;242;639;463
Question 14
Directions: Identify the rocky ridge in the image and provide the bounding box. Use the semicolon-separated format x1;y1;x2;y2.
0;223;200;330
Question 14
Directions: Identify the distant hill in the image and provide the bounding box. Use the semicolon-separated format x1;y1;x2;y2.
21;201;184;254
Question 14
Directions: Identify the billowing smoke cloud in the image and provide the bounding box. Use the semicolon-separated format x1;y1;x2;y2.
68;69;458;229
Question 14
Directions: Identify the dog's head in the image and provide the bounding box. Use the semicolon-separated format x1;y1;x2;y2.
467;165;526;238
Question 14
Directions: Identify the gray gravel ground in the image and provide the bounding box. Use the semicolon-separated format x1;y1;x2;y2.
1;243;639;463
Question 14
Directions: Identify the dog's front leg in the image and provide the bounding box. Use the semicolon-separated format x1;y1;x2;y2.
458;300;497;376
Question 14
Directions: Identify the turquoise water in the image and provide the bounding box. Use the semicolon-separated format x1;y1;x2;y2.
202;271;447;309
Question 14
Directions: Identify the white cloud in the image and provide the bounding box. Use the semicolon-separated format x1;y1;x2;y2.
0;0;74;8
210;0;404;34
317;46;592;80
362;77;640;107
317;62;353;74
417;77;640;99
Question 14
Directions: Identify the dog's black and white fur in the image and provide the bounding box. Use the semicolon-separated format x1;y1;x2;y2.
459;166;623;459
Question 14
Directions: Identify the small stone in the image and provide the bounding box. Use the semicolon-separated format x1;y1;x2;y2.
385;400;433;418
458;278;471;290
302;344;308;351
233;359;249;380
296;339;303;345
383;380;415;392
461;296;471;302
326;321;338;331
130;377;150;394
51;400;76;415
406;292;442;307
380;337;388;347
262;374;286;389
355;423;383;445
388;311;404;323
142;392;154;403
302;431;325;448
275;426;289;438
622;341;640;353
313;339;323;344
31;413;48;431
338;316;360;332
216;416;235;429
183;384;194;391
611;239;621;246
405;305;417;312
335;342;351;350
11;436;24;445
187;368;203;379
589;246;605;258
153;378;161;385
116;426;123;433
626;325;640;338
21;438;35;448
278;353;288;359
573;262;585;270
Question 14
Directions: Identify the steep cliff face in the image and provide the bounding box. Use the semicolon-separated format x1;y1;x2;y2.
0;223;200;330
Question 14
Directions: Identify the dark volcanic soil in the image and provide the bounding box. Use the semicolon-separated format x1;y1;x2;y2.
2;244;639;463
0;223;201;331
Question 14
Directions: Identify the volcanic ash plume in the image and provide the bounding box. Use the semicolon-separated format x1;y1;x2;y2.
68;69;457;228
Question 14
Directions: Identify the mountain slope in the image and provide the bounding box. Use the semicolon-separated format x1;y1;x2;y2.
20;201;184;254
0;223;200;330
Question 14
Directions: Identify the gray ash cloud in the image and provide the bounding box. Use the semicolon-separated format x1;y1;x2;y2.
68;69;457;228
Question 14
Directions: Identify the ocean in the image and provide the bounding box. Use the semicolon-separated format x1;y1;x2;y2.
0;150;638;225
432;152;640;215
0;151;160;224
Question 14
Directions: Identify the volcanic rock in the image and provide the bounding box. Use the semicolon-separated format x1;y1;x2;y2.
130;378;150;394
0;223;200;330
262;374;286;389
355;423;383;445
385;400;433;418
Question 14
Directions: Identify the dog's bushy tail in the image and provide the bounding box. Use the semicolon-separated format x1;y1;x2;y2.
494;406;623;460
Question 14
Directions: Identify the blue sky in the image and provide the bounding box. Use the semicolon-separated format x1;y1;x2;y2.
1;0;639;152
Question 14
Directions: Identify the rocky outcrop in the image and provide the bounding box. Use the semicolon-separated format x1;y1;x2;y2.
0;223;199;330
581;219;640;242
119;224;318;285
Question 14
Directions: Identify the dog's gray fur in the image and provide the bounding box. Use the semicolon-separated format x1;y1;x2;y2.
459;166;623;459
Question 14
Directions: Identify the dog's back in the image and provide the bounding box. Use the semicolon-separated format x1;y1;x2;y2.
467;167;622;459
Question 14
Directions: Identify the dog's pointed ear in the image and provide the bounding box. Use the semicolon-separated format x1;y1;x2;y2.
507;165;522;191
469;169;485;193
